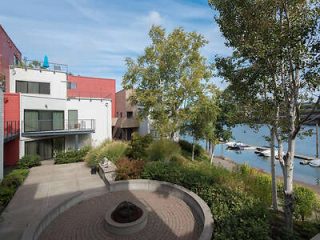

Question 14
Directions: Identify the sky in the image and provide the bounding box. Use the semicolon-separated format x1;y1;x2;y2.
0;0;232;91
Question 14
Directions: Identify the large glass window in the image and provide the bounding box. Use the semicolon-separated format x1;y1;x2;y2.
25;137;65;160
24;111;39;132
16;81;50;94
24;110;64;132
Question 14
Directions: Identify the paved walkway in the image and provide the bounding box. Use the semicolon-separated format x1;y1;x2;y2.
0;161;107;240
39;191;202;240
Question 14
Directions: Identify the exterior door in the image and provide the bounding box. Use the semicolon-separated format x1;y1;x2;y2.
68;110;78;129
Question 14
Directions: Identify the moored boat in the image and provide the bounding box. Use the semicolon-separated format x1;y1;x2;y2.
309;159;320;167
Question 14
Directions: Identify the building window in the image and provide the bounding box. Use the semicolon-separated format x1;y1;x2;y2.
67;82;77;89
25;137;65;160
24;110;64;132
120;112;123;118
16;81;50;94
127;111;133;118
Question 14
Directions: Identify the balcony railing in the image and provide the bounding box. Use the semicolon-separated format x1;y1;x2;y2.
4;121;20;141
22;119;95;133
12;59;68;73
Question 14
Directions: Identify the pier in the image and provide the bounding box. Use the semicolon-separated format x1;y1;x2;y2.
228;143;316;161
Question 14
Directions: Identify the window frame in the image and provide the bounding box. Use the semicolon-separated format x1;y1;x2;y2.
16;80;50;95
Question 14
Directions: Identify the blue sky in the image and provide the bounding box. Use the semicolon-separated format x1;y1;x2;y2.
0;0;231;90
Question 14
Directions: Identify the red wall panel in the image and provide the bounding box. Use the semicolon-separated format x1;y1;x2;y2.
67;75;116;117
0;25;21;92
4;93;20;166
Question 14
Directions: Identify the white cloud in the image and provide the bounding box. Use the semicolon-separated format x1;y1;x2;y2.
147;11;163;25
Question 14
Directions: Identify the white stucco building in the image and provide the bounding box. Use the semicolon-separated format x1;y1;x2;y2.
10;66;112;160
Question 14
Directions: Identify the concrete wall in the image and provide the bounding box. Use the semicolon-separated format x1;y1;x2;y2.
10;68;67;99
67;98;112;146
0;89;3;179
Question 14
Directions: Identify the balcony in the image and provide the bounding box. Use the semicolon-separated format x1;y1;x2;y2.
21;119;95;138
12;59;68;73
4;121;20;143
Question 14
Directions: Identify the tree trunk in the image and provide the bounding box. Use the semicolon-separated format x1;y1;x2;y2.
192;137;195;161
283;96;297;232
270;127;278;211
210;144;215;164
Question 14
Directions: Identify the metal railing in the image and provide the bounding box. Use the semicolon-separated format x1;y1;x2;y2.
21;119;95;133
12;59;68;73
4;121;20;139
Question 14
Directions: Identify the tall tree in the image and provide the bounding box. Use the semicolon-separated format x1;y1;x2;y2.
209;0;320;232
123;26;213;139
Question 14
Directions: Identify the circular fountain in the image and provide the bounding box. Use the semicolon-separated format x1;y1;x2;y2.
104;201;148;235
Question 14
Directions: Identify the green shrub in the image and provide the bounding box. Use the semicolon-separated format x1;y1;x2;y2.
294;186;320;221
146;139;181;162
141;161;269;239
0;186;15;207
178;140;203;157
126;133;153;160
85;141;128;167
54;146;91;164
85;147;101;168
115;158;145;180
96;141;128;163
18;155;41;169
1;169;29;189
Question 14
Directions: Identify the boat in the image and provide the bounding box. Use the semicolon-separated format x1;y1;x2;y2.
226;142;248;151
259;149;284;159
300;160;309;165
309;159;320;167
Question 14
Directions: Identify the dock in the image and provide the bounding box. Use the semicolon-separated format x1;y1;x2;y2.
225;142;315;161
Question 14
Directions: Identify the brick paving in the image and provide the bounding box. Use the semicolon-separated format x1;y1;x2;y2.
39;190;202;240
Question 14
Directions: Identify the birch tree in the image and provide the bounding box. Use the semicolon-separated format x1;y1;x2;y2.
123;26;213;139
209;0;320;232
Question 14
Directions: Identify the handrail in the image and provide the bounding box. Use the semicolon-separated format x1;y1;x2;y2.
21;119;95;133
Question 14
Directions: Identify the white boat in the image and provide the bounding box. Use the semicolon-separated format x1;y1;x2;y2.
226;141;237;147
309;159;320;167
259;149;284;159
226;142;248;150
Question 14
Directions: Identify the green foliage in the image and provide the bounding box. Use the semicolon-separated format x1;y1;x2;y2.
146;139;181;162
0;186;15;207
141;161;269;239
294;186;320;221
97;141;128;163
1;169;29;189
126;133;153;160
54;146;91;164
85;141;128;167
18;155;41;169
178;140;203;157
115;158;145;180
123;25;214;138
0;169;29;209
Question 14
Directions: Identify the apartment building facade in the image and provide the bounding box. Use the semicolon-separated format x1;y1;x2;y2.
10;66;112;160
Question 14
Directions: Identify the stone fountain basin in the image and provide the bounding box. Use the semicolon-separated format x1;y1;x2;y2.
104;201;148;235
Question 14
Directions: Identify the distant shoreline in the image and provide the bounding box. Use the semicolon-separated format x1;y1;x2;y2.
212;155;320;195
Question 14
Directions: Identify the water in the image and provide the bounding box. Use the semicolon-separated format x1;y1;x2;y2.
185;125;320;186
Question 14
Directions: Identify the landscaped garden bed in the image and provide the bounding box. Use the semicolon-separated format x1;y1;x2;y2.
54;134;316;239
